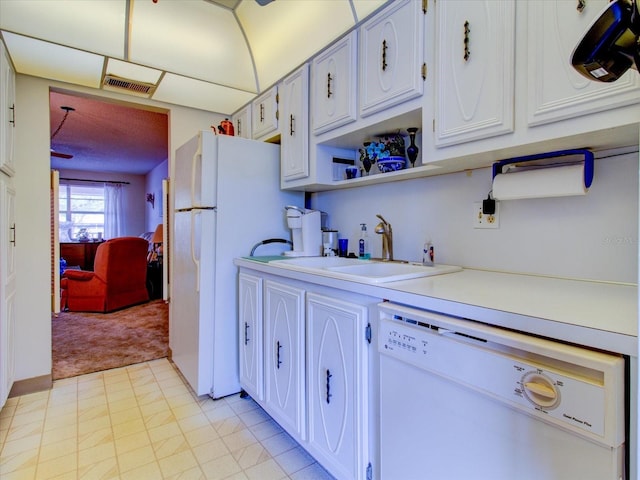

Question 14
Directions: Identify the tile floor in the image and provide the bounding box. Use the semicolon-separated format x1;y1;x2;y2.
0;359;335;479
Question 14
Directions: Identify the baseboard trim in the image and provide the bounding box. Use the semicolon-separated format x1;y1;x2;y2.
9;374;53;398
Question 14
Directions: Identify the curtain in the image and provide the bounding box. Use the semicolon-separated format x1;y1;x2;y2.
104;183;125;239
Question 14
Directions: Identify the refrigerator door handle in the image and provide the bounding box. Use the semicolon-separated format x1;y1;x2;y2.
191;145;202;207
191;210;201;292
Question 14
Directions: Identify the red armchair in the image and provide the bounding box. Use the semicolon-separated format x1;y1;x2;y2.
60;237;150;312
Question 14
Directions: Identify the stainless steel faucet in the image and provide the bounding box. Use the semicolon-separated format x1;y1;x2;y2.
375;214;393;261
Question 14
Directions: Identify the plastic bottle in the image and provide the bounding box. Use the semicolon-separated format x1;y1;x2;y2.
422;239;434;266
359;223;370;259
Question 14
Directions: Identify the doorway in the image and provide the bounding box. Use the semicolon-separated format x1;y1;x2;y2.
50;88;170;378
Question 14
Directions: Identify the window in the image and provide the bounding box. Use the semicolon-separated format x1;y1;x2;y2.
59;183;104;242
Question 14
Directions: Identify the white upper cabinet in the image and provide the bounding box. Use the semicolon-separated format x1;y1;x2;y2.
359;0;425;117
232;104;252;139
0;42;16;177
526;0;640;126
311;31;358;135
281;64;310;182
251;85;279;141
435;0;515;147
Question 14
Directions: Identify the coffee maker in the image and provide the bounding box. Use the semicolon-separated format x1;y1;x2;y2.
283;206;322;257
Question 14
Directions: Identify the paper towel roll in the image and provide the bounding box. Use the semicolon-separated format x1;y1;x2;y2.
492;164;588;200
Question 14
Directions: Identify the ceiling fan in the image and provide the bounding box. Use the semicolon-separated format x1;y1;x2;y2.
50;105;75;159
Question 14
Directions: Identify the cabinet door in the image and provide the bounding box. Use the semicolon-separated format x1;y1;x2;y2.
435;0;515;147
281;64;309;181
264;280;306;439
251;86;279;140
0;177;16;407
306;293;369;480
0;43;15;177
527;0;640;126
359;0;425;117
312;32;358;135
232;104;252;139
238;273;263;401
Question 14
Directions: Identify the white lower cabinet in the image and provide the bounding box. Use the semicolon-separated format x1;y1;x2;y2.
238;273;263;401
237;269;376;480
0;174;16;407
306;293;370;480
264;280;306;439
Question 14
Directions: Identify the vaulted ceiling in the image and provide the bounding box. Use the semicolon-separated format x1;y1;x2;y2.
1;0;387;115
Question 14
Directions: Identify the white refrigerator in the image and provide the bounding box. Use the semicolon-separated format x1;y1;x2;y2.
171;131;302;398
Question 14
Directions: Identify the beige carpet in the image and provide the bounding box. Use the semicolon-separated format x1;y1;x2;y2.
52;299;169;380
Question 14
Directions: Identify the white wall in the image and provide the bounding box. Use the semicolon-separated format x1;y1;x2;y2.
145;159;168;232
313;150;638;284
13;74;225;382
57;168;147;238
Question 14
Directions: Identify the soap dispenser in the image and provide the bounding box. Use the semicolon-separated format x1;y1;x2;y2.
359;223;370;259
422;239;434;266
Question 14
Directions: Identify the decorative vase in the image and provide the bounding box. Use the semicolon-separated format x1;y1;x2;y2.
360;142;374;176
406;127;419;167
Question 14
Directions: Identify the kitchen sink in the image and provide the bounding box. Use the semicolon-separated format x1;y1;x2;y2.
269;257;461;284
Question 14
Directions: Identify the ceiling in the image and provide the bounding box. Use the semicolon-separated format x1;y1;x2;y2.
2;0;387;175
0;0;387;115
49;90;169;175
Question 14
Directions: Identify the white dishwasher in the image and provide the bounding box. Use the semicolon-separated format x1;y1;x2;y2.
378;303;626;480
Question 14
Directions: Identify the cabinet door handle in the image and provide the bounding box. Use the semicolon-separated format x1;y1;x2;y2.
463;21;471;61
577;0;586;12
327;72;333;98
237;119;241;136
381;39;388;71
289;114;295;136
260;103;264;122
9;104;15;126
276;340;282;369
326;369;332;404
10;224;16;246
244;322;249;345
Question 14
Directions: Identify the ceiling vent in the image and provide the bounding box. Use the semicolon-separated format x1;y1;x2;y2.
102;74;157;97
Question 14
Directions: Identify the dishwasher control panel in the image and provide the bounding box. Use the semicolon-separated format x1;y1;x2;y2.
378;305;625;447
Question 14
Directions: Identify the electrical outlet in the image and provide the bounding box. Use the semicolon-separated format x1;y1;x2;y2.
473;201;500;229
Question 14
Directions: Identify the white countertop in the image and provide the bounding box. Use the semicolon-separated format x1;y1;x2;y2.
234;258;638;356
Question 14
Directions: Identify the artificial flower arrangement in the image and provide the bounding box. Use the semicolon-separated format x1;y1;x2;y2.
359;132;406;174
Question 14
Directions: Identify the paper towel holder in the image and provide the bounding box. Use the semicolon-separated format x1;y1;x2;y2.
491;149;594;188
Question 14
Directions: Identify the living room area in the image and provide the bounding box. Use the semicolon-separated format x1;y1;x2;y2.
51;89;171;380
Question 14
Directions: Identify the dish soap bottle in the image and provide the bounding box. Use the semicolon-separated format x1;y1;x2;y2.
359;223;370;259
422;239;434;266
